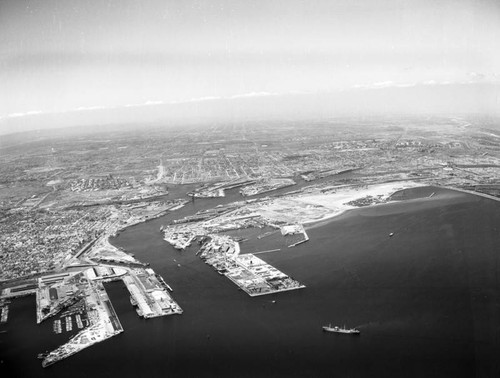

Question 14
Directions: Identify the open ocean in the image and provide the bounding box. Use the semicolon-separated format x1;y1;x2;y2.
1;186;500;377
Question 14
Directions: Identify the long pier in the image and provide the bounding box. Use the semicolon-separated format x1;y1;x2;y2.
253;249;281;255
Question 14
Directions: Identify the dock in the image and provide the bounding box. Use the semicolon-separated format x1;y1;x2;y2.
42;274;124;368
198;236;305;297
253;248;281;255
0;302;10;323
122;268;182;318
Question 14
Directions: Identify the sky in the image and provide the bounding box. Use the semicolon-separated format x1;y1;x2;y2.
0;0;499;133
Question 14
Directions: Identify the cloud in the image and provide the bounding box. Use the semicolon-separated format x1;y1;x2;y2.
0;110;43;120
468;72;485;79
350;80;477;90
371;81;395;88
0;92;282;121
352;81;412;90
143;100;164;106
230;91;278;99
75;105;108;111
181;96;222;103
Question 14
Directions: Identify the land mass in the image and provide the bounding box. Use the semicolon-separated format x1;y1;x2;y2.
1;115;500;369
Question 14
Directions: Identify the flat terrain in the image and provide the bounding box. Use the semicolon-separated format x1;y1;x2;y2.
2;116;500;376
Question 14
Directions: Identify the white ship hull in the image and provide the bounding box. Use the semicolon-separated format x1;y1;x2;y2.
322;325;360;334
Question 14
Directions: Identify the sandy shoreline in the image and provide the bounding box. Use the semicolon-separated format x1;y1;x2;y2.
257;181;426;226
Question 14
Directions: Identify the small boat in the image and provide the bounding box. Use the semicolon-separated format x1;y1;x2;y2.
130;296;138;306
322;324;360;334
389;232;394;237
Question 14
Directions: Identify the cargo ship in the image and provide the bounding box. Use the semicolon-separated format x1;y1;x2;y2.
322;324;360;334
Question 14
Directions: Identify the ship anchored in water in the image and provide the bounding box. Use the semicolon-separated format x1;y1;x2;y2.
322;324;360;335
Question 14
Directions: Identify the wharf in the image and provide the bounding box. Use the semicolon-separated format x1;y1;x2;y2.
76;314;84;329
0;283;38;299
162;227;200;250
288;238;308;248
41;276;124;368
199;237;305;297
65;316;73;332
122;268;182;318
0;302;9;323
226;275;305;297
43;321;123;368
53;319;62;334
253;249;281;255
36;287;83;324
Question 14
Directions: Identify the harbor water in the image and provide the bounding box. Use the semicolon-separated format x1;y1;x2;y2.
1;185;500;377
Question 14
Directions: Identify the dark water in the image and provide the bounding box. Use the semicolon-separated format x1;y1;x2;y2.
2;185;500;377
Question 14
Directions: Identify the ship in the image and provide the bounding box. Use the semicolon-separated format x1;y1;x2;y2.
322;324;360;334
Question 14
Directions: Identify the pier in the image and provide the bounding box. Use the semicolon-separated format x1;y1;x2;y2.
253;248;281;255
122;268;183;318
41;273;124;368
198;236;305;297
0;301;10;323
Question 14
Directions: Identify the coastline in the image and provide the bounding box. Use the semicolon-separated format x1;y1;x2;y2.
4;181;500;377
293;181;427;228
